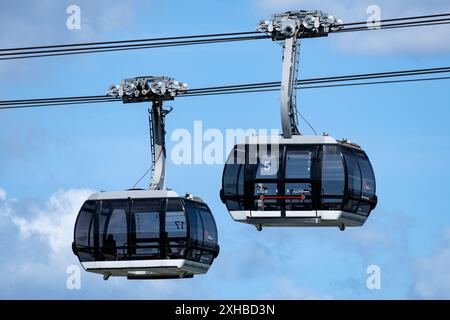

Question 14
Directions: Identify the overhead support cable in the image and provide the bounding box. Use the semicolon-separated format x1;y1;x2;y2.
337;18;450;33
2;66;450;109
186;66;450;95
340;12;450;27
0;31;262;52
1;12;450;60
181;76;450;98
0;35;269;61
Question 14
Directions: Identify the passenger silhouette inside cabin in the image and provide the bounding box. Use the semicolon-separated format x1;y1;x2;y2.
103;234;117;259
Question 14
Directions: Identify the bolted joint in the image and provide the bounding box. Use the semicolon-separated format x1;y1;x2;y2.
257;10;343;40
107;76;188;104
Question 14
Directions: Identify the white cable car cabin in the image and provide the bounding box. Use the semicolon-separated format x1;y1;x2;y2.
72;189;219;280
220;135;377;231
220;11;377;231
72;77;219;279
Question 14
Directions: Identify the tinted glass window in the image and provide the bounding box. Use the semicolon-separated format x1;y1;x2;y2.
285;150;312;179
285;183;312;196
224;163;245;210
322;145;345;196
342;148;362;197
225;200;241;211
254;182;280;211
99;200;129;260
254;182;278;196
247;145;282;211
357;203;371;216
186;248;202;262
344;198;359;213
165;199;187;258
255;147;280;179
223;146;245;197
199;252;214;265
75;201;96;248
223;163;240;195
131;199;161;258
166;199;187;238
355;152;376;199
184;201;204;245
195;203;218;247
237;164;244;195
285;182;312;210
133;200;161;239
321;198;343;210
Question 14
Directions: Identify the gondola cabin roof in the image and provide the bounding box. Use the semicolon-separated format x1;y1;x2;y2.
87;189;205;203
239;135;362;150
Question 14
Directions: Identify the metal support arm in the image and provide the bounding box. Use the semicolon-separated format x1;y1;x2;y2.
280;32;300;138
258;10;343;138
148;100;167;190
108;76;187;190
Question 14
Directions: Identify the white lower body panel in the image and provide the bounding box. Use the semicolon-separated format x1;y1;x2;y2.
285;210;317;218
229;210;368;228
81;259;210;279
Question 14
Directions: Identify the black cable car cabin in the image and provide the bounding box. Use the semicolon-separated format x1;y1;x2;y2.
220;136;377;231
72;190;220;280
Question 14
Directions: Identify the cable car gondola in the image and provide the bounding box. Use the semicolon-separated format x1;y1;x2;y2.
72;189;219;280
220;11;377;231
220;135;377;231
72;77;219;279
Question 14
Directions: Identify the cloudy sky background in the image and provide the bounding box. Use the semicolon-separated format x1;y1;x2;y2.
0;0;450;299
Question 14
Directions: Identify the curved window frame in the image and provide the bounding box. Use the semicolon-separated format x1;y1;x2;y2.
341;146;377;216
73;200;97;262
183;199;219;264
222;146;245;210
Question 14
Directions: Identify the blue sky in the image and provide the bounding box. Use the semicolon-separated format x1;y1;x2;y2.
1;0;450;299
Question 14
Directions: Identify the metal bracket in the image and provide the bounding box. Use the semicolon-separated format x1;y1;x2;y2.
258;11;342;138
107;76;187;190
258;10;343;40
107;76;187;103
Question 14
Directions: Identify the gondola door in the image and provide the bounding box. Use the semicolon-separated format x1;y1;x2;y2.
97;199;129;261
247;143;283;218
129;199;163;260
283;144;319;218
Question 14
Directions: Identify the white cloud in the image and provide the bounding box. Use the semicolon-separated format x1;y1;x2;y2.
254;0;450;55
0;188;6;201
0;188;95;294
7;188;94;255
